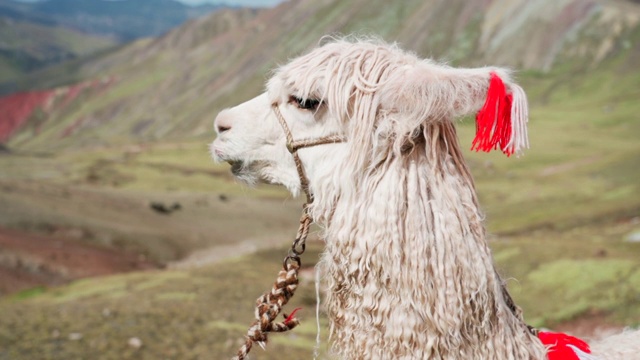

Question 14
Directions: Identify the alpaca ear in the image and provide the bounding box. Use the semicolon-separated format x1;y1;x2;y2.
385;65;529;157
443;67;529;157
469;70;529;157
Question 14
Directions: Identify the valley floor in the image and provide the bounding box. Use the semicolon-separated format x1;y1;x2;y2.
0;226;157;296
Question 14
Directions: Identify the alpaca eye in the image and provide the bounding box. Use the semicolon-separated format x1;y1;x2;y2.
290;96;321;111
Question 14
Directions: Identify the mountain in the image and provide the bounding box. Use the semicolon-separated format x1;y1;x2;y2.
0;0;222;41
0;6;261;143
0;0;223;93
0;14;118;86
1;0;638;150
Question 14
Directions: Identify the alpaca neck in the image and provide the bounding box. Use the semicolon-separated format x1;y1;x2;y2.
311;123;546;359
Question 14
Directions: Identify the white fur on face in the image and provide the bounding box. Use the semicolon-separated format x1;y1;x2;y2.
211;90;346;197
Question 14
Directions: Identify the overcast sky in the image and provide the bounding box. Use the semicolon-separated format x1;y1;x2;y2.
14;0;285;7
177;0;283;6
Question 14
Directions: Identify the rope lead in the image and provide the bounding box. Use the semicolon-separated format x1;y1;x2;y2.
233;207;311;360
233;103;340;359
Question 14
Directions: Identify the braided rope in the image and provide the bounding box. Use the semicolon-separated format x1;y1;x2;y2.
233;104;337;359
233;207;311;360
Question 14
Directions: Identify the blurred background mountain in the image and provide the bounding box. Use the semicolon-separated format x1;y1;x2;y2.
0;0;638;359
0;0;226;91
0;0;221;40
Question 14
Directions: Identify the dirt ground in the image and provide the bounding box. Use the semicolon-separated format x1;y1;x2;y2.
0;226;630;342
0;227;157;296
553;311;627;341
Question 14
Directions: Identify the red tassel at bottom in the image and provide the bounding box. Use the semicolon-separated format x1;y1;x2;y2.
538;331;593;360
284;307;303;325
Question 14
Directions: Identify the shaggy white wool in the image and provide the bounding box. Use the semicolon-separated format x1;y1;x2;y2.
589;329;640;359
212;38;639;360
314;128;546;359
314;264;322;360
261;40;543;358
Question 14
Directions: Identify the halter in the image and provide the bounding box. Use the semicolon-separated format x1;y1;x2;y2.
272;102;345;204
233;102;344;360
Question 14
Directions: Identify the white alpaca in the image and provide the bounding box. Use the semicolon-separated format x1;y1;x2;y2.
211;39;640;360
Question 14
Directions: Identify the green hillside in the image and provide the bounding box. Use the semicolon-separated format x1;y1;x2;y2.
3;0;639;150
0;0;223;94
0;0;220;42
0;16;117;86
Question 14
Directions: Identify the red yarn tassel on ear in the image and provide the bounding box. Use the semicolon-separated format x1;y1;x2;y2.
472;72;528;156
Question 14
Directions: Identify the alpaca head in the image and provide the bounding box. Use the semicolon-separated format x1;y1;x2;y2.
211;39;527;200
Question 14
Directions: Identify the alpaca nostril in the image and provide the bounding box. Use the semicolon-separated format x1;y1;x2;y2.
214;110;234;134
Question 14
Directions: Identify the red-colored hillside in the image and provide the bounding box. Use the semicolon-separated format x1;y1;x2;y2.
0;90;55;142
0;78;116;143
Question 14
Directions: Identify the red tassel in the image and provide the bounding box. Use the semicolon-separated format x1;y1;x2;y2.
472;72;518;156
284;307;302;325
538;331;593;360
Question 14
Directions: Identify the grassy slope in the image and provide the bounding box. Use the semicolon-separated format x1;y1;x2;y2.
0;142;300;264
0;17;117;85
0;244;328;360
467;37;640;328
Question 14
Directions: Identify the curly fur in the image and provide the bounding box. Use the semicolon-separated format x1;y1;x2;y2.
211;38;640;359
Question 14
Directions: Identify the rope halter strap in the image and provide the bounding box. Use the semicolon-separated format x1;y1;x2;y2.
271;102;345;204
232;102;344;360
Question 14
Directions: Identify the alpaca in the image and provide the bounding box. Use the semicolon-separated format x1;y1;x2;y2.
211;39;640;359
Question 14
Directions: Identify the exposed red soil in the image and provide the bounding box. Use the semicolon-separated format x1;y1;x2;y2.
0;227;157;296
0;76;117;143
0;90;55;142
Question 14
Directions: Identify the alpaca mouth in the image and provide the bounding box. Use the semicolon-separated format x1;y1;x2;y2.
229;161;244;176
226;159;262;186
213;147;245;176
